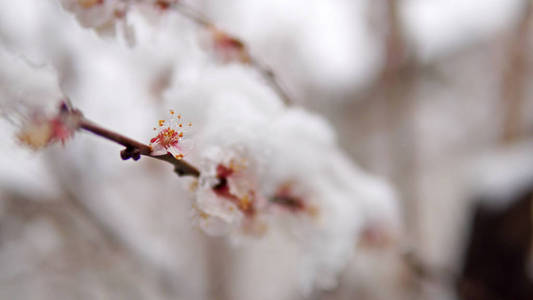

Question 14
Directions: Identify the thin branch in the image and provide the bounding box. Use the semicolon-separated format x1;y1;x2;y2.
79;118;152;155
248;57;293;106
401;249;456;285
501;0;532;143
57;102;200;177
169;2;210;27
169;2;293;105
79;117;200;177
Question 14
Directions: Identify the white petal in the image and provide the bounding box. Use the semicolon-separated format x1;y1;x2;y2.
177;139;194;156
167;146;183;158
150;143;167;156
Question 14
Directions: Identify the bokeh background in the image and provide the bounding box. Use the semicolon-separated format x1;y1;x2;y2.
1;0;533;299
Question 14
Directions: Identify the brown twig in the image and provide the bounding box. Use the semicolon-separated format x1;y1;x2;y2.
170;2;293;105
169;2;210;27
79;117;200;177
248;57;292;105
79;118;152;156
501;0;532;143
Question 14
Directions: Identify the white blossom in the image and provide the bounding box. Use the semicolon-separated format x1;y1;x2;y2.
58;0;128;31
149;110;193;159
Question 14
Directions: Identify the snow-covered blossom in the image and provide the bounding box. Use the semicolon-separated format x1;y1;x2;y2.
208;26;250;63
269;182;318;216
58;0;185;43
149;110;193;159
193;147;267;236
58;0;128;31
141;0;179;10
162;65;400;291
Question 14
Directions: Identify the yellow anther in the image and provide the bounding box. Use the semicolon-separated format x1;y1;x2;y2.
239;196;251;210
158;120;165;127
169;109;174;115
78;0;102;8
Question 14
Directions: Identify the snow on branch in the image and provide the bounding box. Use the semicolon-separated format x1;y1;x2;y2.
170;2;293;105
1;0;402;294
59;0;293;105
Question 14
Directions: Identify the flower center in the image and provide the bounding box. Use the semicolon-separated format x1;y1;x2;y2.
152;127;179;148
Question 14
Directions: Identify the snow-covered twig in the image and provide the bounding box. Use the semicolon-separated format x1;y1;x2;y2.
170;2;293;105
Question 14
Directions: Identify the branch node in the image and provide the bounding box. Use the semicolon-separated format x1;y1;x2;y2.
120;148;131;160
132;151;141;161
174;168;185;176
79;112;200;177
120;147;141;161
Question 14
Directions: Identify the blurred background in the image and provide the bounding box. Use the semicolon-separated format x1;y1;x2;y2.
1;0;533;299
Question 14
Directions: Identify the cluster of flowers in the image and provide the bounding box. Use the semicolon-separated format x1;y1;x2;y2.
146;104;324;238
191;147;320;238
147;65;400;289
11;0;402;292
60;0;249;62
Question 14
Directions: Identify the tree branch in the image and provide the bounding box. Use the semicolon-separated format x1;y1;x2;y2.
170;2;293;105
501;0;533;143
79;117;200;177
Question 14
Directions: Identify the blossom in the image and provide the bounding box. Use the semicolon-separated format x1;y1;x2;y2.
149;110;193;159
193;147;267;236
208;26;250;63
150;0;179;11
269;181;318;217
16;105;82;150
16;116;53;150
77;0;103;9
59;0;128;30
357;221;397;249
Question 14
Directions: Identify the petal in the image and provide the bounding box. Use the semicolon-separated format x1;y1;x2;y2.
178;139;194;156
167;146;183;158
150;143;167;156
196;189;242;223
197;214;233;236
